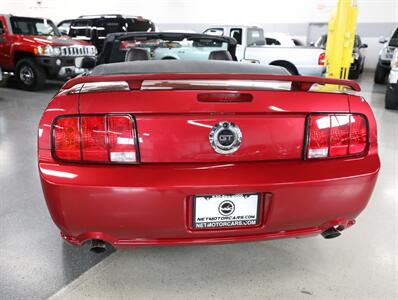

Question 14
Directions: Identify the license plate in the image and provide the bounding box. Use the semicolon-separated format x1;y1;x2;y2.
193;193;260;229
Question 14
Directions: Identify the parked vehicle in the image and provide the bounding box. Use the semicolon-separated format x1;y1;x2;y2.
0;15;97;90
68;14;156;52
385;49;398;109
57;19;74;35
203;25;325;76
39;42;379;249
315;34;367;79
97;32;238;64
375;27;398;84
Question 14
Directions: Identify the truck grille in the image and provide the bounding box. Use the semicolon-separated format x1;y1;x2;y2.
60;46;95;57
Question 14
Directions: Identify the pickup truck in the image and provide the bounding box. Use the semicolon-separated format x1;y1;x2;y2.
0;14;97;90
204;25;325;76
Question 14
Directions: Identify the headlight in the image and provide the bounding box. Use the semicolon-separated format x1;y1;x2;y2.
36;45;61;56
353;52;360;60
382;47;395;60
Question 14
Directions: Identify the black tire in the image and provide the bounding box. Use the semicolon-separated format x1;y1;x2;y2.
385;84;398;110
15;58;46;91
374;64;388;84
349;68;360;80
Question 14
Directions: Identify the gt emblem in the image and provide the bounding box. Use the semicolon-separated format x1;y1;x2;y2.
209;121;242;154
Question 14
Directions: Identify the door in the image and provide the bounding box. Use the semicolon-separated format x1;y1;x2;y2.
0;18;12;68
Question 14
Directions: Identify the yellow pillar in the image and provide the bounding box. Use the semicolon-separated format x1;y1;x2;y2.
325;0;358;80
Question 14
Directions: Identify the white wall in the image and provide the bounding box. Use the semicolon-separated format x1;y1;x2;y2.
1;0;397;68
1;0;397;24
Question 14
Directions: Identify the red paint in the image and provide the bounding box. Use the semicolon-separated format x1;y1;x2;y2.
38;73;380;248
0;15;91;70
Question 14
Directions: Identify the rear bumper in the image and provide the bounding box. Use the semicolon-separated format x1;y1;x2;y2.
39;154;380;247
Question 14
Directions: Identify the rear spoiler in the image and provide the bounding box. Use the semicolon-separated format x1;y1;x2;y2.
61;74;361;94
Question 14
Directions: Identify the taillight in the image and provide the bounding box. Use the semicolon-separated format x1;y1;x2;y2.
318;52;326;65
305;113;368;159
52;114;138;163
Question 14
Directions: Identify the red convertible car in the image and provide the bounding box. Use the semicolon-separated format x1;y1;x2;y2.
38;33;380;252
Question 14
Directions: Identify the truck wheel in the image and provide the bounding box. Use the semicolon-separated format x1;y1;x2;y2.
16;58;46;91
385;84;398;110
374;65;388;84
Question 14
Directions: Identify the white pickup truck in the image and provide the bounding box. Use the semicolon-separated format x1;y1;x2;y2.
204;25;325;76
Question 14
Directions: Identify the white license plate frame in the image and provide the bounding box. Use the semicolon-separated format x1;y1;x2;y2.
192;193;260;229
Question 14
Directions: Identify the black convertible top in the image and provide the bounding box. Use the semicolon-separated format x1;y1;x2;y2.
90;60;289;76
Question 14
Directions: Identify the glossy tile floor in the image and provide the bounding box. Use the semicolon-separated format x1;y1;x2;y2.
1;72;397;300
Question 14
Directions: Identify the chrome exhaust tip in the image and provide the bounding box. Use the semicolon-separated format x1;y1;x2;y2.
321;227;342;239
89;239;107;253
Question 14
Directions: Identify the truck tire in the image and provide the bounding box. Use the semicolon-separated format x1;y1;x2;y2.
374;65;388;84
16;58;46;91
385;84;398;110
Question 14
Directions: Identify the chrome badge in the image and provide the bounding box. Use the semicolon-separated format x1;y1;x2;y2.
209;121;242;154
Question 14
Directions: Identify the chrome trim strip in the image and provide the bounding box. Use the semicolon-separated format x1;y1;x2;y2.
57;83;84;96
80;81;130;93
141;80;292;91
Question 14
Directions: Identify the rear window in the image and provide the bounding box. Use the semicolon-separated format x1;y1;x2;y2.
247;28;265;46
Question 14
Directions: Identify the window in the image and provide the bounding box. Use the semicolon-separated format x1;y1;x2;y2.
69;19;93;38
230;28;242;44
57;20;72;35
10;17;60;36
96;19;123;38
0;20;4;32
247;28;265;46
389;27;398;47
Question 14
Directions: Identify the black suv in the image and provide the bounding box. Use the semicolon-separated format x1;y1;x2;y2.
68;14;156;52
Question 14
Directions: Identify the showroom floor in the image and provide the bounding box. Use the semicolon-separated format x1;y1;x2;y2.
0;72;397;300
